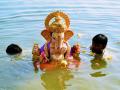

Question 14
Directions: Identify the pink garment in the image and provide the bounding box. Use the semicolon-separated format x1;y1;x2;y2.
40;51;48;63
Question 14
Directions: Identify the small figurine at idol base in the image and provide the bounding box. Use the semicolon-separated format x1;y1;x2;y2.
32;11;80;70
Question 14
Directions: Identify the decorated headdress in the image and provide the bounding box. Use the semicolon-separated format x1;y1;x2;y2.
41;11;74;42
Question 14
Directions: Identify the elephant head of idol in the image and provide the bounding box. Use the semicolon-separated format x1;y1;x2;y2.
41;11;74;48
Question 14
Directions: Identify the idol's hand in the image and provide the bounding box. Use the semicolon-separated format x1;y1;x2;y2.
32;44;39;55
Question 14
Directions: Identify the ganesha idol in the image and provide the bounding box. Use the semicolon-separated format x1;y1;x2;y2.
32;11;80;71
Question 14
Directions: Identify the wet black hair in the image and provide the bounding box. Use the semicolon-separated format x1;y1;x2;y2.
92;34;108;48
6;44;22;55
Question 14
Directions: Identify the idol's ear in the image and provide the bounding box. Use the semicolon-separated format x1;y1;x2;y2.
41;30;51;42
64;30;74;41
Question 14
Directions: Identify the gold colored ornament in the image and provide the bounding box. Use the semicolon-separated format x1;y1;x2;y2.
61;60;68;68
45;11;70;32
41;11;74;42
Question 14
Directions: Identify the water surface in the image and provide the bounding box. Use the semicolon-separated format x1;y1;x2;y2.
0;0;120;90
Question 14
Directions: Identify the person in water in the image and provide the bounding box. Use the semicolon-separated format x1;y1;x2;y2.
90;34;108;69
6;44;22;55
90;34;108;77
90;34;108;56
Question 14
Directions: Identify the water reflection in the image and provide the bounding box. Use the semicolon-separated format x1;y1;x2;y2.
91;55;107;70
41;69;73;90
32;54;80;89
90;71;106;77
90;54;107;77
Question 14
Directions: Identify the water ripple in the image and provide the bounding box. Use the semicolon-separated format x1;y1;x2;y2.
0;0;120;90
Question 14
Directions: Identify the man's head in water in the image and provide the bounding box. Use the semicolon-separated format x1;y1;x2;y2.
6;44;22;55
90;34;108;54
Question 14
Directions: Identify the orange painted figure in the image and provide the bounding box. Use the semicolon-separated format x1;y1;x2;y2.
32;11;80;72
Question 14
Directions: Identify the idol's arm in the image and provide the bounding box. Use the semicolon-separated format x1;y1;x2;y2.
65;43;71;59
44;43;49;58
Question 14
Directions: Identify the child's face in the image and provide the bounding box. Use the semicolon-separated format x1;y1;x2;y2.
90;43;104;54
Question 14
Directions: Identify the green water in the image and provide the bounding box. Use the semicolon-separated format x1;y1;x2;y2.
0;0;120;90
